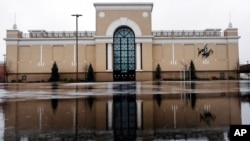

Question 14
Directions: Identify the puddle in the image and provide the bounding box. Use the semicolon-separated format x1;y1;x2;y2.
0;80;249;140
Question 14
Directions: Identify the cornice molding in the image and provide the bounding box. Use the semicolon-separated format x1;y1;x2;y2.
5;35;239;46
153;36;240;44
94;3;153;11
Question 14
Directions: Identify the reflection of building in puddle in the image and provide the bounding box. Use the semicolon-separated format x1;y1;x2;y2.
200;105;216;126
2;85;241;140
0;106;4;140
112;84;137;141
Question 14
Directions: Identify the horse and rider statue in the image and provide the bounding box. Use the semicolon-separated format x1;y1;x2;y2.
198;44;214;59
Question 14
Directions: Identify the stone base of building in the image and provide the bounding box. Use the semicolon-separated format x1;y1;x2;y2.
6;71;238;82
160;71;239;80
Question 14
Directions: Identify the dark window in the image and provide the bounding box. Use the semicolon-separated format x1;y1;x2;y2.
220;73;225;79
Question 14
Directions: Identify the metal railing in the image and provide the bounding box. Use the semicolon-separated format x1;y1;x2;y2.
21;29;223;38
152;29;222;37
22;31;96;38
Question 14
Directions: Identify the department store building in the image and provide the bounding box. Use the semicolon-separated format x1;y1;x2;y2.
4;3;240;82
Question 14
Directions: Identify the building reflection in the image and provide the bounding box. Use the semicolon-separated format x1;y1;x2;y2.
112;83;137;141
0;104;4;141
1;82;242;140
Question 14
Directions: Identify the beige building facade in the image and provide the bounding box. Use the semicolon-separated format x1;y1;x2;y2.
4;3;240;82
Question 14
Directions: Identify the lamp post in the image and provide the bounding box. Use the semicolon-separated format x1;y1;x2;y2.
72;14;82;82
72;14;82;141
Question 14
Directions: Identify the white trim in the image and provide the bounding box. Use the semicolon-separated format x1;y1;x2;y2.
106;17;142;36
203;59;209;65
136;43;141;70
107;43;113;70
73;44;76;66
99;12;105;18
135;36;153;43
142;12;149;18
6;39;95;46
38;45;44;67
94;3;153;11
153;37;239;44
95;36;113;43
171;42;177;65
5;36;239;46
5;40;19;45
94;35;153;44
136;82;141;94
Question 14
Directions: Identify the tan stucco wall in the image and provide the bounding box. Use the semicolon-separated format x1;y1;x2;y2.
5;36;239;82
4;3;239;82
95;43;106;72
96;10;152;36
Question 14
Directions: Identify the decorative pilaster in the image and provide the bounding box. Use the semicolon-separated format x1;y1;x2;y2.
136;43;141;70
107;43;113;70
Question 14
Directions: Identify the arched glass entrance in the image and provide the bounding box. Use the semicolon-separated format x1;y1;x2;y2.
113;27;136;81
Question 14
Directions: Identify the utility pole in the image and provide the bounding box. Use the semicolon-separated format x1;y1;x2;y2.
72;14;82;82
72;14;82;141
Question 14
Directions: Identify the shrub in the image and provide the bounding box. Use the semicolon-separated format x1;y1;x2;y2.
155;64;161;80
86;63;95;82
189;60;197;80
49;62;60;82
211;76;218;80
228;76;236;80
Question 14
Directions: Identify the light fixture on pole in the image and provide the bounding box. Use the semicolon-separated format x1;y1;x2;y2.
72;14;82;82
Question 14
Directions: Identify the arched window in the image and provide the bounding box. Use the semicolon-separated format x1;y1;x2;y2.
113;27;136;81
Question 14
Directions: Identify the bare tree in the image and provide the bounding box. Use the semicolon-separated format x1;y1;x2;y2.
5;60;13;82
233;60;240;79
179;60;189;80
179;60;188;71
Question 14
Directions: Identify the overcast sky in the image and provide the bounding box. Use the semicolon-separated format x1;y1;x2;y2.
0;0;249;64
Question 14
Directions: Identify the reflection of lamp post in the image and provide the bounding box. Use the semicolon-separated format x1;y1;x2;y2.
172;105;178;128
72;14;82;82
3;54;6;83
